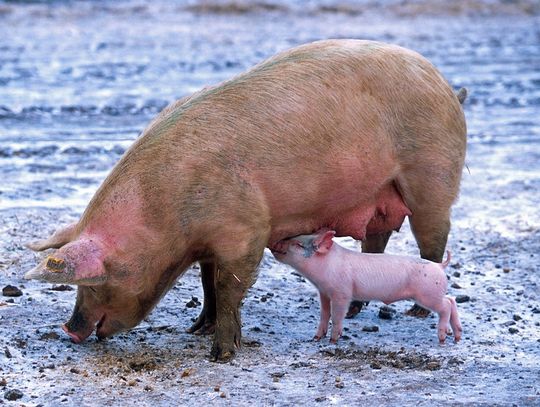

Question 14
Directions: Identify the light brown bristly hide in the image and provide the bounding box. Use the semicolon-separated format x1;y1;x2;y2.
25;39;467;360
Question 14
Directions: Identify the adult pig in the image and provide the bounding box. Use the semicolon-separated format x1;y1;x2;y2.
24;39;467;361
272;230;462;343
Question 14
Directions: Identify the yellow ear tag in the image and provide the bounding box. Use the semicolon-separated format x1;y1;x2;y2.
46;257;66;272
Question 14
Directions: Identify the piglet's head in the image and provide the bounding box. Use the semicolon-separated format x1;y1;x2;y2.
25;238;107;286
272;229;336;267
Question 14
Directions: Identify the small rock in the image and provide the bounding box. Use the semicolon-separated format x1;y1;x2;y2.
185;296;201;308
220;392;226;398
315;396;327;402
508;327;519;334
362;325;379;332
451;282;462;289
4;389;23;401
213;386;220;392
370;361;382;369
503;268;511;273
513;314;522;321
39;332;60;341
335;382;345;389
0;378;6;387
455;295;470;303
4;348;12;359
452;271;461;277
501;321;516;327
532;307;540;314
50;285;74;291
2;285;22;297
378;305;396;320
143;385;153;392
426;361;441;371
69;368;80;374
181;368;193;378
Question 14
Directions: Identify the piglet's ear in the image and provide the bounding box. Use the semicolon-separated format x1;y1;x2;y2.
24;238;107;286
314;230;336;254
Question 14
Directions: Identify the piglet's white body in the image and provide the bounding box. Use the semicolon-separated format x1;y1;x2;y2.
272;230;462;344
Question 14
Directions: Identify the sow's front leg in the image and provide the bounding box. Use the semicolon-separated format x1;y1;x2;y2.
211;233;267;362
187;260;217;335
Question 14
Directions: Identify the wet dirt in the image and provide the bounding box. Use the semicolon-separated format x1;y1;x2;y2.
1;0;539;406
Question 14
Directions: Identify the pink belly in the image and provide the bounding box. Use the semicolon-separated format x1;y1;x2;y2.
268;182;411;245
334;182;411;240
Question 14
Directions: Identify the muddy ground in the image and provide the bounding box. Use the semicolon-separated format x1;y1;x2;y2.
0;1;539;406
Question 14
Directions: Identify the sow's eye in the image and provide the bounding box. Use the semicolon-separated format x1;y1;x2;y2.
294;242;304;248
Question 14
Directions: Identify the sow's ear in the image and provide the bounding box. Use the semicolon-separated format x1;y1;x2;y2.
25;222;78;252
314;230;336;254
24;238;107;286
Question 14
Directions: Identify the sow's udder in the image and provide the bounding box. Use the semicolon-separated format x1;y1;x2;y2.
269;183;411;248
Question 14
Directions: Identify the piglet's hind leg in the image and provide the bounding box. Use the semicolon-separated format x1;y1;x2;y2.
433;298;452;344
448;296;463;342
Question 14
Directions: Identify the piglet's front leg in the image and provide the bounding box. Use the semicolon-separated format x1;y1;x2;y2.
329;299;349;343
314;292;331;341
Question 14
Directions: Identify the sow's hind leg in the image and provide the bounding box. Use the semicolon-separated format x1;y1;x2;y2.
399;158;464;317
346;231;393;319
187;260;217;335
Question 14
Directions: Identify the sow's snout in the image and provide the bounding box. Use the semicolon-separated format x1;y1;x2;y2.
62;285;145;343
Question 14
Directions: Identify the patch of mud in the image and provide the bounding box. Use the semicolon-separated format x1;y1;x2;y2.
181;0;540;16
322;347;460;371
184;1;288;15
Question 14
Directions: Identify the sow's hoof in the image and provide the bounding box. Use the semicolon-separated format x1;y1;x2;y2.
187;322;215;335
405;303;431;318
345;301;368;319
210;342;237;363
186;318;215;335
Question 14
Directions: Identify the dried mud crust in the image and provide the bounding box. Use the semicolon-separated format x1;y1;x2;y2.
320;347;461;371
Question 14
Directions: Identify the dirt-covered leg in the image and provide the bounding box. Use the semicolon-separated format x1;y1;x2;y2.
211;239;266;362
329;299;349;343
314;292;331;341
346;231;393;318
187;260;216;335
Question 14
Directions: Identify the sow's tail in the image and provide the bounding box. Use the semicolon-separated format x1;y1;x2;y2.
456;87;468;104
441;250;451;268
25;222;78;251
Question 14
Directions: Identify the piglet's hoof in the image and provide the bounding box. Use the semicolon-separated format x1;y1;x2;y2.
345;301;367;319
405;303;431;318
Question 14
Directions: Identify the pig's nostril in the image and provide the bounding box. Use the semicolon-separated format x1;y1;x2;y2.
96;314;106;330
62;324;83;344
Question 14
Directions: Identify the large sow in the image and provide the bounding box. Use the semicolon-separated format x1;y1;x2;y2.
25;40;467;361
